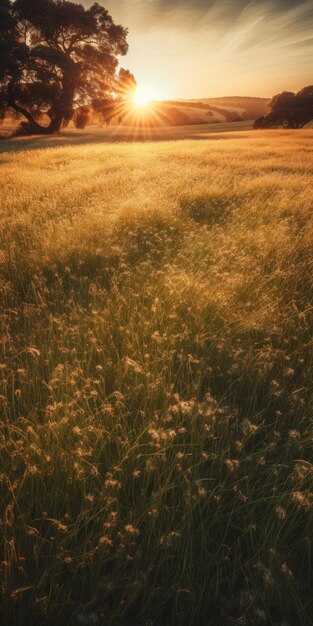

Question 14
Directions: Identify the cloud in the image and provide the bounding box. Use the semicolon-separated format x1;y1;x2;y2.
102;0;313;64
82;0;313;39
117;0;313;30
80;0;313;97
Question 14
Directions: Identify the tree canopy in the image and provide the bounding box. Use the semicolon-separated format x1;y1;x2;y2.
254;86;313;129
0;0;136;134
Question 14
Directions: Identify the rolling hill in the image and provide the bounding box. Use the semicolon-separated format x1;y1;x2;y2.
120;96;270;127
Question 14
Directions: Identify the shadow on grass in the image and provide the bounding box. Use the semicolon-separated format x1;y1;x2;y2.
0;122;251;154
180;193;246;226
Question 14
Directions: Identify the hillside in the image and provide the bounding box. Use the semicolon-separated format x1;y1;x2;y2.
1;97;270;131
118;96;270;127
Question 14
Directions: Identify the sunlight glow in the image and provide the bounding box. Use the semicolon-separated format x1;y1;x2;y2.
133;84;159;107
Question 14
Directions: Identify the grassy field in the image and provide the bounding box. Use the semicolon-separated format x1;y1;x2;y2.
1;128;313;625
0;120;253;144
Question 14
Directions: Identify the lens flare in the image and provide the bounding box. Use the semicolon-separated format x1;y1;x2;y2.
133;85;157;107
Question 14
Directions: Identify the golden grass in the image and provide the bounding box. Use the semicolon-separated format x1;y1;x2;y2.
1;129;313;625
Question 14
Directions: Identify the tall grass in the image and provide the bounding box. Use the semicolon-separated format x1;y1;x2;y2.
1;130;313;625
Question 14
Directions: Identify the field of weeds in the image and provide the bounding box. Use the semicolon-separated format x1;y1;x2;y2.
1;129;313;625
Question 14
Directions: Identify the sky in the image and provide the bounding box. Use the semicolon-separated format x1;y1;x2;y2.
81;0;313;99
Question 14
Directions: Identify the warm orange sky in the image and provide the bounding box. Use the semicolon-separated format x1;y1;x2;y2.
81;0;313;99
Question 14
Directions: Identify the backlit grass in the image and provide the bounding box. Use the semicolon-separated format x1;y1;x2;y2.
1;129;313;625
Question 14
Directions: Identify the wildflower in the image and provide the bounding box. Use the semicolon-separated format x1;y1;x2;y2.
132;469;141;478
288;430;300;440
48;519;68;532
242;419;258;436
124;524;139;535
292;462;312;480
148;428;160;441
151;331;162;343
99;536;113;546
292;491;312;510
85;494;94;503
276;506;287;520
179;400;194;415
104;479;121;489
169;531;180;539
225;459;240;472
283;367;295;377
148;508;158;516
271;379;280;388
281;562;293;577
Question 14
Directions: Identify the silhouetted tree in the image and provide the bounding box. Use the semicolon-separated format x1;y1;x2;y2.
0;0;136;134
254;86;313;129
253;116;270;129
73;105;90;129
94;68;137;126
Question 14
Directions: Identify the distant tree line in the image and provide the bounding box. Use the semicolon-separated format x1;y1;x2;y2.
254;86;313;129
0;0;136;134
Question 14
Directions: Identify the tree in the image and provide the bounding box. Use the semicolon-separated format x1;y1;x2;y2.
254;86;313;129
0;0;136;134
73;105;90;129
93;68;137;126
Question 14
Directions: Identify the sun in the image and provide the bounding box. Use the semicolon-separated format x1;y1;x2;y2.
133;84;158;107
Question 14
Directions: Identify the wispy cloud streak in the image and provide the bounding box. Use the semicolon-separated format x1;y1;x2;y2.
80;0;313;97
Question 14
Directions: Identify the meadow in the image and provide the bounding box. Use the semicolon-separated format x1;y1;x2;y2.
1;128;313;625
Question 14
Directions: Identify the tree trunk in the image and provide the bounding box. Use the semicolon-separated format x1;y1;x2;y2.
46;113;64;134
8;84;63;135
